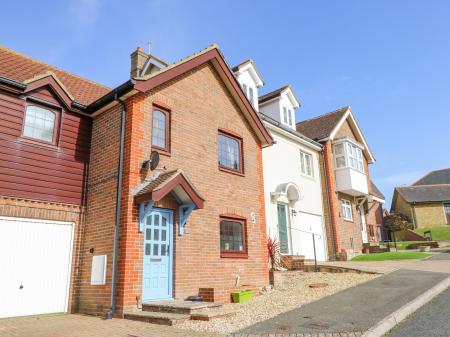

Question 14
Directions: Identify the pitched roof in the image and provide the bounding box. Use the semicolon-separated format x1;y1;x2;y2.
258;85;290;104
131;45;273;146
413;168;450;186
396;185;450;203
369;180;385;200
134;169;204;208
295;106;349;141
259;112;322;150
0;45;110;105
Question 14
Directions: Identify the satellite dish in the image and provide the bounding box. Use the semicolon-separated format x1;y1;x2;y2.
149;151;160;170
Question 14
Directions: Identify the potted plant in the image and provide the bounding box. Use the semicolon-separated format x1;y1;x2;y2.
267;237;281;285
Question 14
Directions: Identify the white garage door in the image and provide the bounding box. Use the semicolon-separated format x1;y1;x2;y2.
292;212;327;261
0;217;74;318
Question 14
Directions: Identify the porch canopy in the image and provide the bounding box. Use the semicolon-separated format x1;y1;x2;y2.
270;182;302;204
134;169;204;235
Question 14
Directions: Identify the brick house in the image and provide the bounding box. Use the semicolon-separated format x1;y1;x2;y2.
0;44;273;318
296;107;385;260
391;168;450;228
0;45;109;318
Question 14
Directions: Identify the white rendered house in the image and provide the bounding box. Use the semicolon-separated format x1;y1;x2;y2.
233;62;328;261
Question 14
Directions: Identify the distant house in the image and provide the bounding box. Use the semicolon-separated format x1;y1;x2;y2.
296;107;385;260
391;168;450;228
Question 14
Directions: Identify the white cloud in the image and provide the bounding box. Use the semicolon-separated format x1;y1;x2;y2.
69;0;102;25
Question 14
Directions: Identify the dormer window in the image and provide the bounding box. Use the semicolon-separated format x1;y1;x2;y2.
22;104;59;145
241;83;255;108
282;107;293;127
333;140;364;173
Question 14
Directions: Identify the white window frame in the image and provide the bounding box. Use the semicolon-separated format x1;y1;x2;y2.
333;140;365;173
300;150;314;178
444;202;450;224
341;199;353;221
282;106;294;127
241;83;255;108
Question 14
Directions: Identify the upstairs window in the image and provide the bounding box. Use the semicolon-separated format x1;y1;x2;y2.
248;87;254;106
218;131;243;174
151;108;170;153
300;150;314;177
23;105;58;144
282;107;293;127
241;83;255;107
333;141;364;173
341;199;353;221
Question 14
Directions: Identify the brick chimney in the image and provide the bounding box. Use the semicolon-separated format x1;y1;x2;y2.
130;47;149;78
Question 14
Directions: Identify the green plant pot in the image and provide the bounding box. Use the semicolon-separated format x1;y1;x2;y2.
231;290;254;303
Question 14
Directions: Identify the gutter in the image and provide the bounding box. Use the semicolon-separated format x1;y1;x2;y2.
106;93;127;319
259;113;322;149
87;79;135;114
0;76;27;89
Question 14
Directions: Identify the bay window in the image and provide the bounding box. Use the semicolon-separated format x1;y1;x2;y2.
333;140;364;173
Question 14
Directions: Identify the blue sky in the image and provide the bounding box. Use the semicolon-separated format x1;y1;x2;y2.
1;0;449;208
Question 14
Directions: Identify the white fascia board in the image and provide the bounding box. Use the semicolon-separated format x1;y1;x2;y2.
264;121;322;151
281;87;300;108
140;57;167;76
368;195;386;204
239;63;264;87
328;107;376;163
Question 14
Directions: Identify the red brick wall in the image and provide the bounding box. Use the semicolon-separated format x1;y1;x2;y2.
0;196;84;313
77;104;121;315
79;62;268;315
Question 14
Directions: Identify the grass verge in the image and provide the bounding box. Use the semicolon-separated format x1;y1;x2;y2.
351;252;431;262
413;226;450;241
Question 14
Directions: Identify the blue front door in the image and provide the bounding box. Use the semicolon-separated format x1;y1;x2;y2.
142;208;173;301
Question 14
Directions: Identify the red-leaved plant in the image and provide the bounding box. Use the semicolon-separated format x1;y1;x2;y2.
267;237;280;271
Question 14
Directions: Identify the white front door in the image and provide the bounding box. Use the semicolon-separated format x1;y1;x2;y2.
359;205;368;244
0;217;74;318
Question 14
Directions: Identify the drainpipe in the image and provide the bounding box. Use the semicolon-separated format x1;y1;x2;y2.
320;149;336;260
106;94;126;319
411;202;417;229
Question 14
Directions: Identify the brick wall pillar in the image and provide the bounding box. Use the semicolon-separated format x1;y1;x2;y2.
323;140;341;254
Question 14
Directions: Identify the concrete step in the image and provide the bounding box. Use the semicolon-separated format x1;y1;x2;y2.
123;311;190;326
190;308;237;321
142;300;223;315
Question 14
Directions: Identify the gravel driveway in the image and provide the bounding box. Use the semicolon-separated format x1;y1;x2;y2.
178;271;378;335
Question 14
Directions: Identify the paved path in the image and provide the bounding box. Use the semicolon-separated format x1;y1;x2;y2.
427;249;450;261
312;255;450;274
0;314;216;337
386;287;450;337
236;269;449;336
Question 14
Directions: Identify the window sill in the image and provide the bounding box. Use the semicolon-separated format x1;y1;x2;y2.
152;147;171;157
334;166;366;175
343;218;354;223
219;166;245;177
300;173;315;181
220;252;248;259
19;137;58;150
